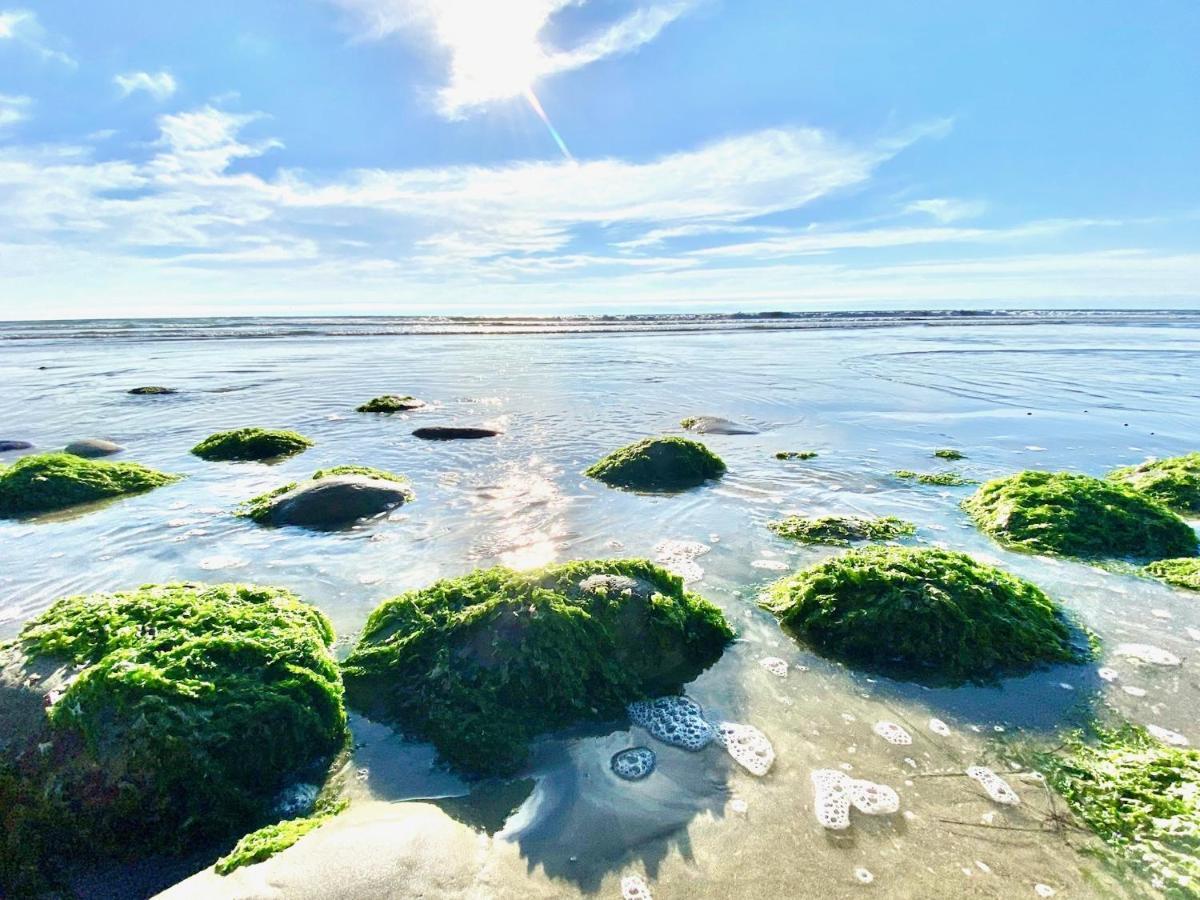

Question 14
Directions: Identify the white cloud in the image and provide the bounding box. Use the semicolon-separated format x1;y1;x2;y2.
329;0;699;117
114;70;178;100
0;93;31;128
0;9;75;66
905;197;986;223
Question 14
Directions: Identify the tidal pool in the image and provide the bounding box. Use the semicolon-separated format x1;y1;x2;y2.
1;314;1196;899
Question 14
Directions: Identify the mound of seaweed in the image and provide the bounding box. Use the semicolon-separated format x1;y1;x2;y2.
893;470;976;486
342;559;734;775
768;514;915;546
0;583;346;892
237;465;413;526
191;428;313;462
762;545;1083;683
964;470;1196;561
1036;723;1200;893
584;437;726;491
356;395;424;413
0;452;178;516
1108;452;1200;514
1144;557;1200;591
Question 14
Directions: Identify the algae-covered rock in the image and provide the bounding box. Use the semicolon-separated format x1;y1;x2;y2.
0;583;346;891
762;545;1084;683
357;395;425;413
128;386;177;395
0;452;178;516
191;428;314;462
1144;557;1200;591
1108;452;1200;514
238;465;413;530
342;559;734;775
776;450;818;460
964;470;1197;561
933;448;966;460
893;469;976;486
1036;723;1200;893
680;416;757;435
585;437;726;491
768;514;915;546
64;438;123;458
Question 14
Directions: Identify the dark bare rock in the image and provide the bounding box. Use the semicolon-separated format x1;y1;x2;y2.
0;441;32;452
128;386;177;396
412;426;499;441
265;475;412;529
680;416;758;435
63;438;123;458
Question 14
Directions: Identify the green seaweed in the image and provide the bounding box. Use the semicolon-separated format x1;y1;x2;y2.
762;545;1085;683
342;559;734;775
215;801;347;876
0;452;179;516
776;450;818;460
768;514;915;546
1108;452;1200;514
237;465;412;523
1143;557;1200;591
1036;723;1200;896
191;428;313;462
356;395;423;413
964;470;1197;561
1;583;346;884
893;469;977;486
584;436;726;491
933;448;966;460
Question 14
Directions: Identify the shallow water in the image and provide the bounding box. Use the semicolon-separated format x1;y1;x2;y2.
2;315;1198;899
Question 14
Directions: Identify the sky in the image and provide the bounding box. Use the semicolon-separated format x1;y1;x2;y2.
0;0;1198;318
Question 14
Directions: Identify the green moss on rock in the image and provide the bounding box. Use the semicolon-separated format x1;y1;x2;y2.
237;465;412;524
1108;452;1200;514
776;450;818;460
191;428;313;462
1036;723;1200;894
215;802;345;876
342;559;734;775
356;395;424;413
0;452;179;516
964;470;1197;561
584;437;726;491
893;469;977;486
768;514;915;546
1144;557;1200;591
1;583;346;883
762;545;1084;683
933;448;966;460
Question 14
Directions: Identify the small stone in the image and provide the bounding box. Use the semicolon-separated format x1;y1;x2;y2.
412;426;499;440
0;441;33;452
64;438;123;458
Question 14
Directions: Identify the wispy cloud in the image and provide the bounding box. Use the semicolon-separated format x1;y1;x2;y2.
0;93;31;128
114;70;178;100
905;197;986;223
0;9;75;66
329;0;699;117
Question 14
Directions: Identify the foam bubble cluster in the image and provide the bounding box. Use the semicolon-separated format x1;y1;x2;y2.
966;766;1020;805
653;540;710;584
611;746;657;780
628;696;715;751
714;722;775;776
811;769;900;830
928;718;951;737
854;868;874;884
1146;724;1189;747
759;656;788;678
621;874;653;900
1115;643;1181;666
873;721;912;745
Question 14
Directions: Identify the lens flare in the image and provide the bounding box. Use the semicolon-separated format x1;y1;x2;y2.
523;87;573;161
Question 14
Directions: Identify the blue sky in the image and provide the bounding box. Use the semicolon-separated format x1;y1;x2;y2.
1;0;1197;318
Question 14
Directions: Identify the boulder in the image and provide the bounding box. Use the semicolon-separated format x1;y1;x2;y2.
127;386;177;395
357;395;425;413
412;426;499;440
0;441;32;452
584;436;725;491
0;452;178;516
265;476;412;529
191;428;313;462
64;438;123;458
680;416;758;435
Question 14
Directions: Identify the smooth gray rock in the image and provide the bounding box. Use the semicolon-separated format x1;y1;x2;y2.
64;438;123;458
0;441;33;452
267;475;411;529
412;426;499;440
681;416;758;435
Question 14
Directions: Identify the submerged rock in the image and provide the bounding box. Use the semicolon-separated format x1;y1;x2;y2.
933;448;967;460
775;450;817;460
585;437;726;491
127;386;177;395
238;465;413;529
0;452;178;516
680;416;758;435
768;514;915;546
1108;452;1200;514
964;470;1197;561
64;438;123;458
341;559;733;775
0;440;32;452
1144;557;1200;591
191;427;314;462
893;469;976;486
0;583;346;893
357;395;425;413
411;426;499;440
763;545;1085;683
